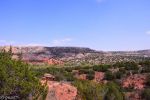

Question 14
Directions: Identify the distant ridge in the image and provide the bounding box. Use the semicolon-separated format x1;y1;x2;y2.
0;46;150;65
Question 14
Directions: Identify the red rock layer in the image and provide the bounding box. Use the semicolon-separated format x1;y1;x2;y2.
122;74;146;90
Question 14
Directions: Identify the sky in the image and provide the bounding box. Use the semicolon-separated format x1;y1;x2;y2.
0;0;150;51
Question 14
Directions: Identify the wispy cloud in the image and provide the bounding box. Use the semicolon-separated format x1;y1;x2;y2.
146;31;150;35
0;40;15;46
0;38;73;47
23;43;46;47
24;38;73;47
51;38;72;46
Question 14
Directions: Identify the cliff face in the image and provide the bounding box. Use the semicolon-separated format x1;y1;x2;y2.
0;46;97;65
0;46;150;65
45;81;77;100
41;76;77;100
122;74;147;90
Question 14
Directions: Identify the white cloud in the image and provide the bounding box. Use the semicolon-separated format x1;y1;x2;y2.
0;38;73;47
146;31;150;35
26;38;73;47
23;43;46;47
51;38;72;46
0;40;15;46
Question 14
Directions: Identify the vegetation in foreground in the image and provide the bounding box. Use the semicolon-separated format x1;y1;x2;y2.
0;49;47;100
33;60;150;100
1;48;150;100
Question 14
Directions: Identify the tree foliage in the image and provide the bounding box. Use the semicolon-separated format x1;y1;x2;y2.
140;61;150;73
93;65;110;72
0;49;47;100
105;71;115;80
73;80;124;100
104;82;124;100
73;80;106;100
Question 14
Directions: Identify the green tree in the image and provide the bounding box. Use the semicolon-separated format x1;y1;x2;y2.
73;80;106;100
0;50;47;100
105;71;115;80
86;73;94;80
93;65;110;72
124;62;138;70
104;82;124;100
140;61;150;73
115;71;124;79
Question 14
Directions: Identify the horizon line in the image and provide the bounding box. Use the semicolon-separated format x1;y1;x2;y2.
0;45;149;52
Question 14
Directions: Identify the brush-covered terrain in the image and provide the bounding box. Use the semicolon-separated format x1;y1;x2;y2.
0;46;150;100
1;46;150;65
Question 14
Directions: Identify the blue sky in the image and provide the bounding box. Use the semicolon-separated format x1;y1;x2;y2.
0;0;150;51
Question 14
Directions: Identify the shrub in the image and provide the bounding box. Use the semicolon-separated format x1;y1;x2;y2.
105;71;115;80
124;62;138;70
104;82;124;100
113;62;138;71
141;89;150;100
0;49;47;99
113;62;125;68
73;80;106;100
93;65;110;72
86;73;94;80
146;74;150;86
115;71;124;79
79;69;94;74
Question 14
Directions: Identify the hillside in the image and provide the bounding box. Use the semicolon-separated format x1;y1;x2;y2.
0;46;150;65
